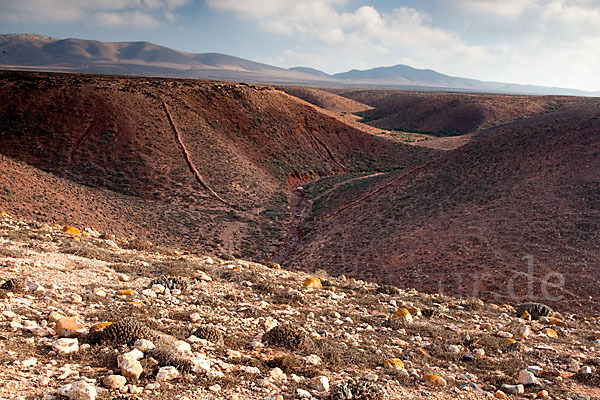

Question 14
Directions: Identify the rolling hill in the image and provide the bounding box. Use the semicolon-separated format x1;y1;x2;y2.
286;98;600;313
0;70;432;261
1;34;598;96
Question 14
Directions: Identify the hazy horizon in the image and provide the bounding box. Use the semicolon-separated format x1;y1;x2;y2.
2;0;599;92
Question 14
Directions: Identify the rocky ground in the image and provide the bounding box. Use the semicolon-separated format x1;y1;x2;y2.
1;211;599;400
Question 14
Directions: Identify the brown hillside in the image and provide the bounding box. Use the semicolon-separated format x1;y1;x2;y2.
287;99;600;313
0;71;435;260
328;89;571;135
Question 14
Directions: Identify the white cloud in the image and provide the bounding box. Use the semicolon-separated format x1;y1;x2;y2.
0;0;192;27
207;0;600;90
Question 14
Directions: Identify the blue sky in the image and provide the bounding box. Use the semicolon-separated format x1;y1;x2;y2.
2;0;600;91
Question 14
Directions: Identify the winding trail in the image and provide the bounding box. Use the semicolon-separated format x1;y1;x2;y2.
271;171;386;264
162;100;237;209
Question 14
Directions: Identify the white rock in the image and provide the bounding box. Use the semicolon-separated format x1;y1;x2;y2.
447;345;461;353
133;339;155;352
169;340;191;356
296;388;312;398
2;310;17;319
189;312;202;322
119;358;143;380
269;367;286;381
579;366;592;375
239;366;261;374
206;370;224;379
145;383;160;390
527;366;542;374
473;348;485;357
156;366;179;382
26;281;42;291
141;289;157;298
151;284;165;294
191;356;211;374
93;289;106;298
313;376;329;392
208;384;221;392
57;380;97;400
52;338;79;355
518;370;540;385
500;384;524;394
127;384;143;394
304;354;322;365
118;349;144;364
204;257;214;265
22;357;37;367
264;317;278;332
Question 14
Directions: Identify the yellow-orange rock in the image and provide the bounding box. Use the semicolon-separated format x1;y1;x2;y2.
548;317;566;327
520;310;532;321
407;307;422;316
543;328;558;338
91;322;112;332
62;226;81;236
119;289;137;296
303;277;322;289
424;374;447;387
383;358;405;370
392;308;413;323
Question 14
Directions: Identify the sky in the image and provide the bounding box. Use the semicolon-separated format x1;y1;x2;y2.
1;0;600;91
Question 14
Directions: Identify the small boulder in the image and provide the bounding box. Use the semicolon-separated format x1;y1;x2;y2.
55;317;86;338
52;338;79;355
424;374;447;387
156;366;179;382
102;375;127;390
56;380;96;400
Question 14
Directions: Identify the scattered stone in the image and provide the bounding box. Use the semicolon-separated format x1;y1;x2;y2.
424;374;447;387
134;339;155;352
156;366;179;382
543;328;558;338
102;375;127;390
52;338;79;355
383;358;405;369
303;277;322;289
447;344;461;353
2;310;17;319
56;380;96;400
269;367;286;381
500;384;524;395
518;370;540;385
55;317;86;338
313;376;329;392
119;358;143;380
392;308;413;323
516;325;531;339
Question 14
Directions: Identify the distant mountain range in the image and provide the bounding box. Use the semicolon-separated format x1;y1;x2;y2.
1;34;597;96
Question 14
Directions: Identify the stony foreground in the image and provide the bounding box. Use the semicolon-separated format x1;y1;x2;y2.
0;212;599;400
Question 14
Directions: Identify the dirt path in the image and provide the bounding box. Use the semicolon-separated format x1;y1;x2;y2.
271;172;386;264
162;100;237;209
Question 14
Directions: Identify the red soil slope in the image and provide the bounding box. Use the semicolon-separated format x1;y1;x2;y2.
328;89;572;135
0;71;434;259
289;99;600;313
